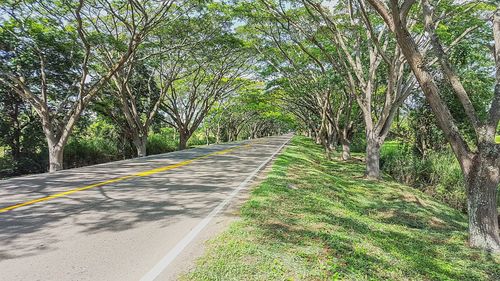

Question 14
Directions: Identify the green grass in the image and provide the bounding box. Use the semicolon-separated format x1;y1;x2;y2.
496;135;500;144
183;136;499;281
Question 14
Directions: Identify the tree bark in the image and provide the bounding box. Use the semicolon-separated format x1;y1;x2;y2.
365;0;500;253
251;123;260;139
315;134;322;145
465;150;500;252
178;130;189;150
8;100;22;163
133;135;147;157
327;123;337;152
205;127;210;145
216;123;221;144
341;138;351;161
48;143;64;173
12;127;21;163
365;135;381;179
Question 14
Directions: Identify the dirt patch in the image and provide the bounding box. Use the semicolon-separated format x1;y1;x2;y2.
429;217;446;229
401;192;427;207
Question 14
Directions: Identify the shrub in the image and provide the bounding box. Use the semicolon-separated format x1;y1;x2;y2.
0;157;14;177
64;137;121;169
187;132;208;147
0;149;48;178
347;129;366;153
381;142;467;212
147;129;177;155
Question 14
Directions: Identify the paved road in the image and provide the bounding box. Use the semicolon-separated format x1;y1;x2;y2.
0;134;292;281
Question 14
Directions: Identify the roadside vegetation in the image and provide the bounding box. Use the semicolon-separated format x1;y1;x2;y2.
381;138;500;214
381;141;467;211
1;0;499;255
184;136;499;281
0;121;214;178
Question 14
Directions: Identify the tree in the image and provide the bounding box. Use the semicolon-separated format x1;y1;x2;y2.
0;86;47;176
236;1;334;157
365;0;500;252
0;0;173;171
277;0;415;177
159;31;249;150
107;5;196;157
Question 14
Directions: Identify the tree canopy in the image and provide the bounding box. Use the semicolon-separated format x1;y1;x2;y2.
0;0;499;253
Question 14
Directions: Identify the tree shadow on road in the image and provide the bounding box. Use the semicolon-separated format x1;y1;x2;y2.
0;140;282;261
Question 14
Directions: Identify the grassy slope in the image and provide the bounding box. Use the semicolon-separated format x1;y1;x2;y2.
183;136;499;281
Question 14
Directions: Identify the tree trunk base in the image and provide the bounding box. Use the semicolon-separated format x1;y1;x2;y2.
48;147;64;173
365;137;381;179
469;233;500;253
466;157;500;253
178;131;189;150
341;142;351;161
133;136;147;157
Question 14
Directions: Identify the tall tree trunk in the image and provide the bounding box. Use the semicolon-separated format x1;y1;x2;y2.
251;124;259;139
10;101;21;163
216;123;221;144
12;129;21;162
44;120;67;172
394;12;499;251
311;128;318;141
133;135;147;157
340;127;352;161
315;134;322;145
341;138;351;161
321;133;333;160
365;0;500;252
48;142;64;173
465;151;500;252
7;130;21;164
327;124;337;152
178;130;189;150
365;134;381;179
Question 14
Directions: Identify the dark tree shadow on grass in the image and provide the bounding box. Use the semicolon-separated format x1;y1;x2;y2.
240;137;499;280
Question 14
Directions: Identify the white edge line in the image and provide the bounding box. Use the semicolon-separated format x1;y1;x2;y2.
139;135;293;281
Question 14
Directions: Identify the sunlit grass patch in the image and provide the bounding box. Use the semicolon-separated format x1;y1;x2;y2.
183;136;499;281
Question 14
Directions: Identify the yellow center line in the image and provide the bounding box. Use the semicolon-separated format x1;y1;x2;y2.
0;143;252;214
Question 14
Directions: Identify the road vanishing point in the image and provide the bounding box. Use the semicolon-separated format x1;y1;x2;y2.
0;134;292;281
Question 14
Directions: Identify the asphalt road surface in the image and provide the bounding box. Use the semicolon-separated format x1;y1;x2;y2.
0;134;292;281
